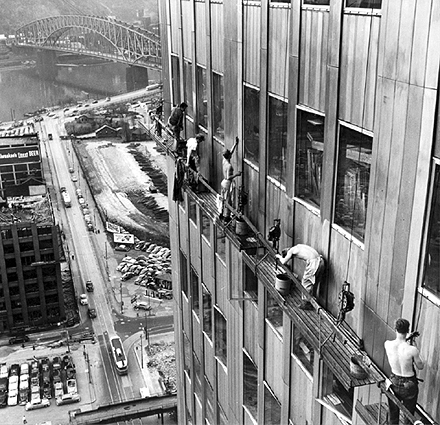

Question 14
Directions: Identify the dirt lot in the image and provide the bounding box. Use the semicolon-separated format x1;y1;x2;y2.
73;139;170;247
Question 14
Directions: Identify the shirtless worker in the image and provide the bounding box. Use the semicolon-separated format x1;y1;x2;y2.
220;137;241;223
384;318;424;425
276;244;324;310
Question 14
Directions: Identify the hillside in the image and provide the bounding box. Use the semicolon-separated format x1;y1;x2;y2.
0;0;158;35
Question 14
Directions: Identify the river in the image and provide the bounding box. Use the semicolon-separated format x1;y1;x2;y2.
0;60;155;122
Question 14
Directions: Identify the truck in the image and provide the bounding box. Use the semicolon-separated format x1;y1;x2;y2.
61;191;71;208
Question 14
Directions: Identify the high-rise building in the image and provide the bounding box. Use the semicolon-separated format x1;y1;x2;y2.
158;1;440;424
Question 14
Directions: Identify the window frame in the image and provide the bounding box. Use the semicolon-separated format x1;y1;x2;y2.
243;83;260;167
214;306;227;367
212;72;225;141
419;158;440;306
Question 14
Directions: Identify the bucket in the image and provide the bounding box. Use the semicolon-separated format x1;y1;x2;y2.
275;273;291;296
235;219;248;236
350;355;368;380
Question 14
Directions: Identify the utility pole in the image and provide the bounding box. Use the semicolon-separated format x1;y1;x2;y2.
120;280;123;313
140;333;143;368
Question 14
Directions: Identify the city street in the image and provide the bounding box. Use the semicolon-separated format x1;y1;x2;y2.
0;96;176;424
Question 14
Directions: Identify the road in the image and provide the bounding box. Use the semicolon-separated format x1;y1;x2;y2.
34;92;173;413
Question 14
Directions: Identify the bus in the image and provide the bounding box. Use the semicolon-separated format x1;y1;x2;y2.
109;336;128;375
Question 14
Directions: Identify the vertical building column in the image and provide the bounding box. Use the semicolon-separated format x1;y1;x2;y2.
257;0;270;230
321;0;343;257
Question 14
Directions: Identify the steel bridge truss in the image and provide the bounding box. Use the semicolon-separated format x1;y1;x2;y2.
15;15;161;70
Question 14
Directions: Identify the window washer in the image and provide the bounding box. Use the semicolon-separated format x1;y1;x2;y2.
276;244;325;310
384;318;424;425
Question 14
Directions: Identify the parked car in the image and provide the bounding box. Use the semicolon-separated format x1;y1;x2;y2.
9;335;29;345
79;294;88;305
55;393;80;406
121;272;135;281
133;301;152;311
7;389;18;406
0;364;8;379
68;167;74;173
20;363;29;376
53;381;63;399
25;397;50;411
115;244;130;252
67;378;77;395
71;175;78;182
105;97;111;101
86;280;94;292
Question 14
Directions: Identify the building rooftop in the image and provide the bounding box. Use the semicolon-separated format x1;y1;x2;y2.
0;195;53;226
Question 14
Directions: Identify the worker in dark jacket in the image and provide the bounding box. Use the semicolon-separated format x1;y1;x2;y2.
168;102;188;152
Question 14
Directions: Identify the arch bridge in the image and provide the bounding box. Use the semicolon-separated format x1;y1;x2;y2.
14;15;161;70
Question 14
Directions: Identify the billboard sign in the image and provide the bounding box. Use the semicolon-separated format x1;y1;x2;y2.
0;145;40;165
114;233;135;244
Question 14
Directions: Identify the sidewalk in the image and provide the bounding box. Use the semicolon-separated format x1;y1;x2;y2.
132;332;175;398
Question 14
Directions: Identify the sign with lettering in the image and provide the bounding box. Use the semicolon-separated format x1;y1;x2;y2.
0;145;40;165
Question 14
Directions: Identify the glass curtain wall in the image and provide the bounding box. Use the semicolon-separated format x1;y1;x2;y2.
295;109;325;207
171;55;181;106
243;85;260;166
334;125;372;241
213;73;225;140
184;61;193;117
197;66;207;129
268;96;288;185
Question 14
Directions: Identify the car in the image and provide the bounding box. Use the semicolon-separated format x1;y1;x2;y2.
60;186;66;193
121;271;135;281
92;100;98;104
86;280;94;292
67;378;77;395
72;109;78;114
84;103;90;107
68;167;74;173
115;244;130;252
133;301;152;311
20;363;29;376
0;364;8;379
87;308;97;319
25;397;50;411
9;335;29;345
78;197;85;206
82;208;90;216
53;381;63;399
55;393;81;406
7;389;18;406
63;108;69;112
145;83;162;91
79;294;88;305
71;175;78;182
105;97;111;101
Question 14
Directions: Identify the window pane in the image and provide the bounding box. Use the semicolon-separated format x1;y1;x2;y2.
346;0;381;8
334;126;372;241
268;96;287;185
197;66;207;128
304;0;329;4
215;307;227;365
202;285;212;340
266;292;283;337
264;384;281;425
423;165;440;298
184;61;193;117
180;251;188;297
201;210;211;241
171;55;181;105
244;263;258;302
216;225;226;260
183;332;191;373
205;377;214;424
244;86;260;165
191;267;199;315
193;352;202;398
189;197;197;224
213;73;224;140
295;110;324;207
292;325;314;375
243;351;258;419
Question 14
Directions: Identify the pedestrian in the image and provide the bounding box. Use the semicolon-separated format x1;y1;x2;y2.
220;137;241;223
276;244;325;310
167;102;188;153
72;254;75;260
384;318;424;425
22;415;27;424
